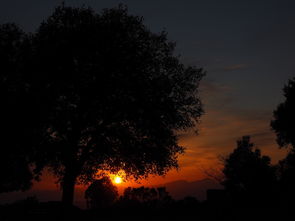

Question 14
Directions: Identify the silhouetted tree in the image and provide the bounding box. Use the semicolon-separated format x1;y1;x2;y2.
271;78;295;149
271;78;295;206
85;177;118;209
222;136;277;206
29;4;204;205
0;23;36;192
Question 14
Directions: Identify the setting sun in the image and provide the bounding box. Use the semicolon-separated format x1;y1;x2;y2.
113;176;122;184
110;170;126;185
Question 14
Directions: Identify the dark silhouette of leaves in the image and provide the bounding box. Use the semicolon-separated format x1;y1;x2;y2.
271;78;295;148
0;23;35;193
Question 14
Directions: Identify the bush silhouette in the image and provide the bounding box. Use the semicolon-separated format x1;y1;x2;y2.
85;177;118;209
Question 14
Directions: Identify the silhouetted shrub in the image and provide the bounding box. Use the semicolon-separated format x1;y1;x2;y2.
85;177;118;209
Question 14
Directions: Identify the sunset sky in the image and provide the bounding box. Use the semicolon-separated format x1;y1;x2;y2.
1;0;295;202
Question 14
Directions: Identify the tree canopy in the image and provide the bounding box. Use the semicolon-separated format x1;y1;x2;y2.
0;23;35;192
222;136;277;205
1;4;204;204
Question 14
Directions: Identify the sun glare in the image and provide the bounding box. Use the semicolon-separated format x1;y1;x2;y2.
110;170;125;184
114;176;122;184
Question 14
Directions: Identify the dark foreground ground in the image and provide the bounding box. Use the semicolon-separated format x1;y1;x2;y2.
0;200;294;221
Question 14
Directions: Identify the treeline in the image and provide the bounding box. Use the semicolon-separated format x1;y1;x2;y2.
84;137;295;211
78;136;295;219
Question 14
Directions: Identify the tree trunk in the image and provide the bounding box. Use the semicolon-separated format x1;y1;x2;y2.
61;170;77;206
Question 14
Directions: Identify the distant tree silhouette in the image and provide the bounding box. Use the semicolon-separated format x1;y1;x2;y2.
0;23;36;192
271;78;295;149
122;187;156;203
222;136;277;206
28;4;204;205
120;186;173;208
85;177;118;209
